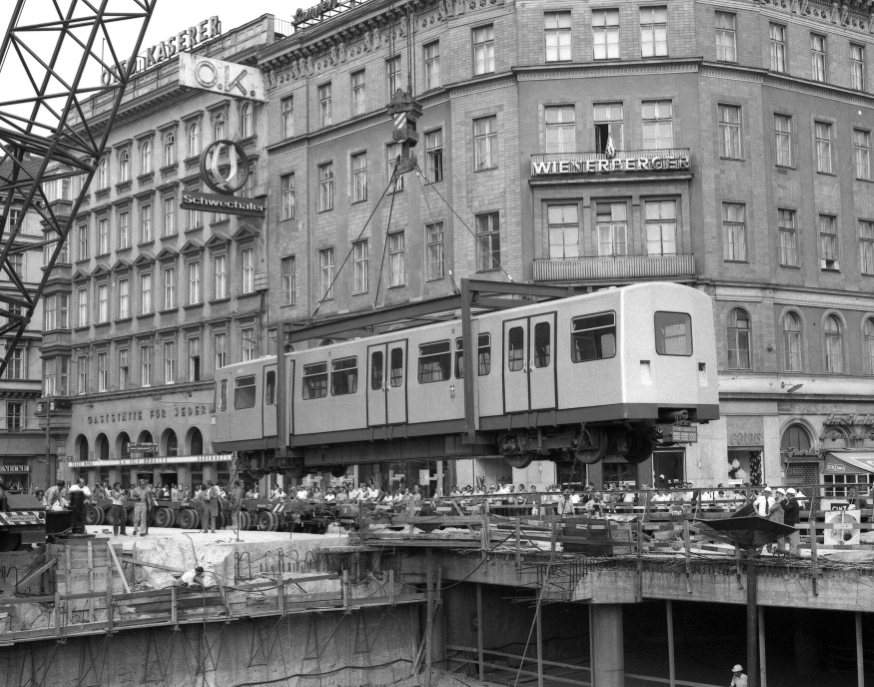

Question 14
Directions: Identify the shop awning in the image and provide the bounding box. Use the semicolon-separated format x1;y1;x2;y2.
67;453;234;469
823;452;874;475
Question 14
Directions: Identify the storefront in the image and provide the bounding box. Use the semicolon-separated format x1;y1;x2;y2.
0;461;32;493
726;416;765;485
821;452;874;499
67;454;234;492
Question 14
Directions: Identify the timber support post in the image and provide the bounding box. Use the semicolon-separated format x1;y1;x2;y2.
746;549;758;687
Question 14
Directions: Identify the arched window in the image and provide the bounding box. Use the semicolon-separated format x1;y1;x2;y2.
98;158;108;188
119;150;130;182
213;112;226;141
77;435;89;462
824;315;843;373
781;424;811;452
241;103;253;138
96;433;109;461
783;312;802;371
865;318;874;374
727;308;751;370
187;122;200;157
117;431;130;459
138;430;154;457
189;427;203;455
164;429;178;457
163;132;176;167
141;140;152;174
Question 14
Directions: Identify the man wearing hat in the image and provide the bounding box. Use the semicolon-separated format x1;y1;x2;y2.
780;487;801;555
730;664;748;687
753;486;774;517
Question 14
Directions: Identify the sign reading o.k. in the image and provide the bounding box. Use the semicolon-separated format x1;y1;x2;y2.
200;139;249;195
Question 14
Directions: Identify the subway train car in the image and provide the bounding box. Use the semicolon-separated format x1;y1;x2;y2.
212;282;719;475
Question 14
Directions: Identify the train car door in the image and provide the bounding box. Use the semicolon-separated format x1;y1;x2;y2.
386;340;407;424
503;319;529;413
503;314;557;413
262;364;277;438
367;344;387;426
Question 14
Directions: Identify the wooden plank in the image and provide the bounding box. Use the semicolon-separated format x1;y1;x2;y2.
121;556;185;574
108;543;130;594
15;558;57;594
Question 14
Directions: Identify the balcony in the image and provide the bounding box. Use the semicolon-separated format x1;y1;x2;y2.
533;254;696;282
530;149;692;179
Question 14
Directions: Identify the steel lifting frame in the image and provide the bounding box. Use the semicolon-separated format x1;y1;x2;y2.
0;0;157;378
275;279;578;455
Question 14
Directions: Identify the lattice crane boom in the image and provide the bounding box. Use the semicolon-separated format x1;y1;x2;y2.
0;0;157;378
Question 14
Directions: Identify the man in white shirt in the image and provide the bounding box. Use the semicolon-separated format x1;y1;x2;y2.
68;478;92;534
69;478;92;498
754;487;774;517
180;566;204;587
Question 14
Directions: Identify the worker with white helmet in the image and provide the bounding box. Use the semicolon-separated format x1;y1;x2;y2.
780;487;801;555
730;664;748;687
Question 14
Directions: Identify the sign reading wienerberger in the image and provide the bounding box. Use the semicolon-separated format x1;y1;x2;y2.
531;152;691;176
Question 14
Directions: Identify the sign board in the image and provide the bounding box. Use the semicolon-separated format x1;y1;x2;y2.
181;191;265;218
823;509;861;546
68;453;233;468
0;511;44;526
531;151;691;177
127;442;159;453
178;53;265;101
0;465;29;473
656;424;698;444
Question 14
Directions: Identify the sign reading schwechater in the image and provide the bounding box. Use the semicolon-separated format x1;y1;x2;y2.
180;139;265;218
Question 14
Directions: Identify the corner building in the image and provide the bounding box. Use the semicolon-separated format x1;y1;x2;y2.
258;0;874;492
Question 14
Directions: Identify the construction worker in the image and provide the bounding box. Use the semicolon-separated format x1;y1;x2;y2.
730;664;748;687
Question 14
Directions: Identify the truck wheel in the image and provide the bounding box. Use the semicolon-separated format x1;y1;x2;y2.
85;505;103;526
154;507;173;528
178;509;199;530
239;511;251;530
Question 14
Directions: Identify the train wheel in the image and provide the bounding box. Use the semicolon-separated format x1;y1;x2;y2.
153;507;173;528
624;434;655;465
505;453;534;469
85;505;103;526
178;509;198;530
575;427;608;464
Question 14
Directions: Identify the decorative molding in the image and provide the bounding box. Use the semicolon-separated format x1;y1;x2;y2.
517;60;700;82
756;0;872;36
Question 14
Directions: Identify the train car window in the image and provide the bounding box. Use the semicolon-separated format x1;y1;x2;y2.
418;341;451;383
331;357;359;395
234;375;257;410
265;370;276;406
390;348;404;387
508;327;525;371
219;379;228;411
454;334;492;378
371;351;384;390
534;322;551;368
654;311;693;355
302;362;328;399
571;312;616;362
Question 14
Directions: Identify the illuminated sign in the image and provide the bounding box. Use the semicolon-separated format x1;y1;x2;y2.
824;412;874;426
531;152;691;176
101;16;222;86
181;192;265;218
68;454;233;468
0;465;29;473
180;139;265;218
294;0;341;27
178;53;266;101
127;442;159;453
784;448;821;458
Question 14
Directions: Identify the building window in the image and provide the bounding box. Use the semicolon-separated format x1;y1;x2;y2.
352;240;369;294
545;11;572;62
811;34;827;82
718;105;742;159
97;217;109;254
642;100;672;150
280;174;295;220
352;152;367;203
594;102;623;154
162;266;176;309
595;202;628;256
162;196;176;236
426;222;445;280
187;121;201;157
141;203;152;242
188;337;200;382
241;248;254;293
186;190;202;230
715;12;736;62
97;352;108;392
163;341;176;384
473;116;498;170
140;272;152;313
97;283;108;323
389;232;405;287
318;82;332;127
119;150;131;182
593;9;620;60
722;203;747;262
4;348;23;380
645;200;677;256
774;114;792;167
281;96;293;138
545;106;576;154
387;143;405;192
141;140;152;174
852;44;866;90
214;333;227;370
97;157;108;188
727;308;751;370
425;129;443;183
475;212;501;271
854;129;870;180
241;327;255;362
77;354;87;394
815;121;833;174
778;209;797;267
472;25;495;75
820;214;839;270
548;205;580;259
6;402;22;431
424;42;440;89
214;254;227;299
163;131;176;167
119;348;129;390
118;210;130;249
77;287;88;326
769;24;786;73
213;111;226;141
865;318;874;374
640;6;667;58
783;312;802;372
187;261;201;304
318;162;334;212
319;248;335;300
824;315;843;373
281;256;295;305
351;70;366;115
78;222;89;260
386;55;401;95
861;220;874;275
240;102;253;138
140;345;152;387
118;278;130;318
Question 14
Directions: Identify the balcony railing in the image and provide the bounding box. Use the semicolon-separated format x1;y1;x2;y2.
530;149;691;177
533;254;696;282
